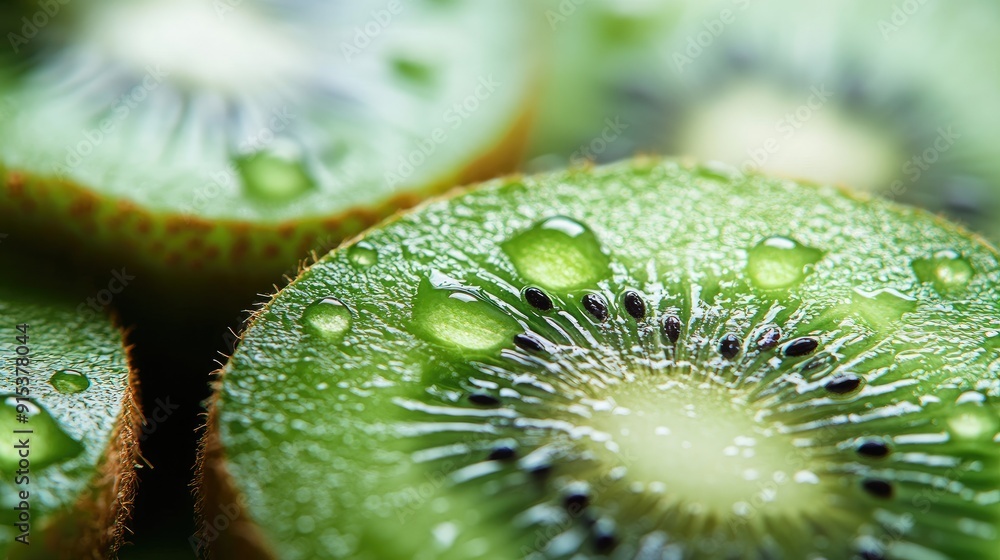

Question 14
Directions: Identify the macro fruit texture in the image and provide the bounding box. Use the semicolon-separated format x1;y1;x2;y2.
0;249;139;559
202;159;1000;559
0;0;538;299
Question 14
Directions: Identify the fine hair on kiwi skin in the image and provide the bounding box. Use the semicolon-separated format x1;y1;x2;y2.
0;0;540;311
0;242;142;560
200;159;1000;559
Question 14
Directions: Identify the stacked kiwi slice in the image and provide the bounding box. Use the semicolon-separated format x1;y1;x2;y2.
0;248;138;559
0;0;537;295
201;159;1000;559
642;0;1000;239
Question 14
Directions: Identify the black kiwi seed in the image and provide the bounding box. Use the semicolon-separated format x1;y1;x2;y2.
861;478;894;499
468;393;500;407
784;337;820;357
662;315;681;343
582;294;610;322
756;327;781;351
524;287;553;311
563;491;591;511
592;520;618;553
623;290;646;319
488;445;517;461
719;333;742;359
513;333;545;353
857;440;891;459
825;373;862;395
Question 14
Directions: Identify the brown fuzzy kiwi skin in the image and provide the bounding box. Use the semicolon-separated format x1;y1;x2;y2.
0;100;535;318
9;320;142;560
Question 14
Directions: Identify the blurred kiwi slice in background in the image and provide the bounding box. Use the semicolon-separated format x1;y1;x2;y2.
201;159;1000;559
650;1;1000;238
525;0;682;166
0;245;139;559
0;0;538;303
533;0;1000;241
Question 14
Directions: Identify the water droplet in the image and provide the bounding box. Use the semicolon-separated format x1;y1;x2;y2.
947;395;998;441
912;250;974;292
49;370;90;394
502;217;610;291
301;297;352;341
347;242;379;268
0;395;83;471
746;236;823;289
849;288;917;333
238;144;314;201
411;278;520;353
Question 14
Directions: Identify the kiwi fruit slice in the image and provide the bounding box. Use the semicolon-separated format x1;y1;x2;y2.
0;0;537;296
526;1;681;165
202;159;1000;559
0;248;139;558
640;1;1000;239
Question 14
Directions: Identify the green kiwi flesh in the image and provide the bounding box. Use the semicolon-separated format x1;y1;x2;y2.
643;0;1000;240
205;159;1000;559
0;0;536;291
0;247;138;559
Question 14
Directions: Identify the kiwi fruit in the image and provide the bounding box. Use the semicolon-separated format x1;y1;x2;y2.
525;0;681;166
0;246;139;559
638;0;1000;239
0;0;537;300
200;159;1000;559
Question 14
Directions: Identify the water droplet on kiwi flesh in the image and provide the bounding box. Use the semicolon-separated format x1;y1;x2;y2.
410;273;520;353
382;267;996;558
301;297;352;341
237;144;315;202
348;241;379;268
49;369;91;393
503;217;611;291
912;249;974;292
746;236;823;289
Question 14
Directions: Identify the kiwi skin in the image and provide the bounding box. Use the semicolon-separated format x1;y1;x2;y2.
0;104;534;316
0;245;142;560
198;158;1000;559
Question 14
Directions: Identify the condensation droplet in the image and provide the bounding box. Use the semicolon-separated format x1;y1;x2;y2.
502;216;610;291
49;369;91;394
912;250;974;292
746;236;823;289
301;297;353;341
